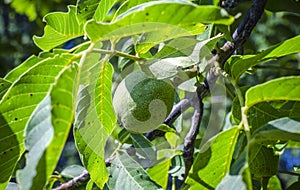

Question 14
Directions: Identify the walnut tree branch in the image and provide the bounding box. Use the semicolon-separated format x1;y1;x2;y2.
181;0;267;178
183;87;204;178
52;170;90;190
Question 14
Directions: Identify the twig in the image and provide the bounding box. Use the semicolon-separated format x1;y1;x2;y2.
53;170;90;190
183;87;204;178
164;98;192;126
233;0;267;51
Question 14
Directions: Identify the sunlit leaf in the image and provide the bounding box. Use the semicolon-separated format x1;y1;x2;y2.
267;175;282;190
247;101;300;132
85;1;233;42
225;35;300;81
185;127;239;189
74;51;116;188
76;0;101;23
147;159;171;189
107;150;160;189
34;6;84;51
94;0;118;22
141;34;223;81
4;55;43;82
0;79;11;101
76;0;118;22
141;57;195;80
135;23;207;54
153;34;222;59
245;76;300;110
0;53;75;187
114;0;153;17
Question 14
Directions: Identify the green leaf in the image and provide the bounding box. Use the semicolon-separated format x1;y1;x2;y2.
0;53;75;187
153;34;223;59
85;1;234;42
135;23;207;54
16;95;54;190
94;0;118;22
76;0;118;22
251;117;300;144
33;6;84;51
141;57;195;80
165;132;179;148
107;150;160;190
147;159;171;189
153;37;199;59
141;34;223;80
76;0;101;23
4;55;42;82
61;165;86;178
244;76;300;132
267;175;282;190
229;150;253;190
225;35;300;81
245;76;300;110
74;52;116;188
216;173;247;190
43;64;76;180
0;78;11;101
130;134;157;161
86;179;94;190
177;78;198;92
185;126;239;189
248;143;279;177
113;0;153;17
247;101;300;132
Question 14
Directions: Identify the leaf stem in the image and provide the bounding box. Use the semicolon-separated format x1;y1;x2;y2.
228;78;251;140
92;48;146;62
77;43;96;67
73;43;95;107
231;79;245;107
68;41;91;53
241;107;251;141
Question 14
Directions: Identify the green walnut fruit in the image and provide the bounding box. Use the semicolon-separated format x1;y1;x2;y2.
113;70;174;134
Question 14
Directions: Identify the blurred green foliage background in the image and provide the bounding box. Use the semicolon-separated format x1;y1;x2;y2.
0;0;73;77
